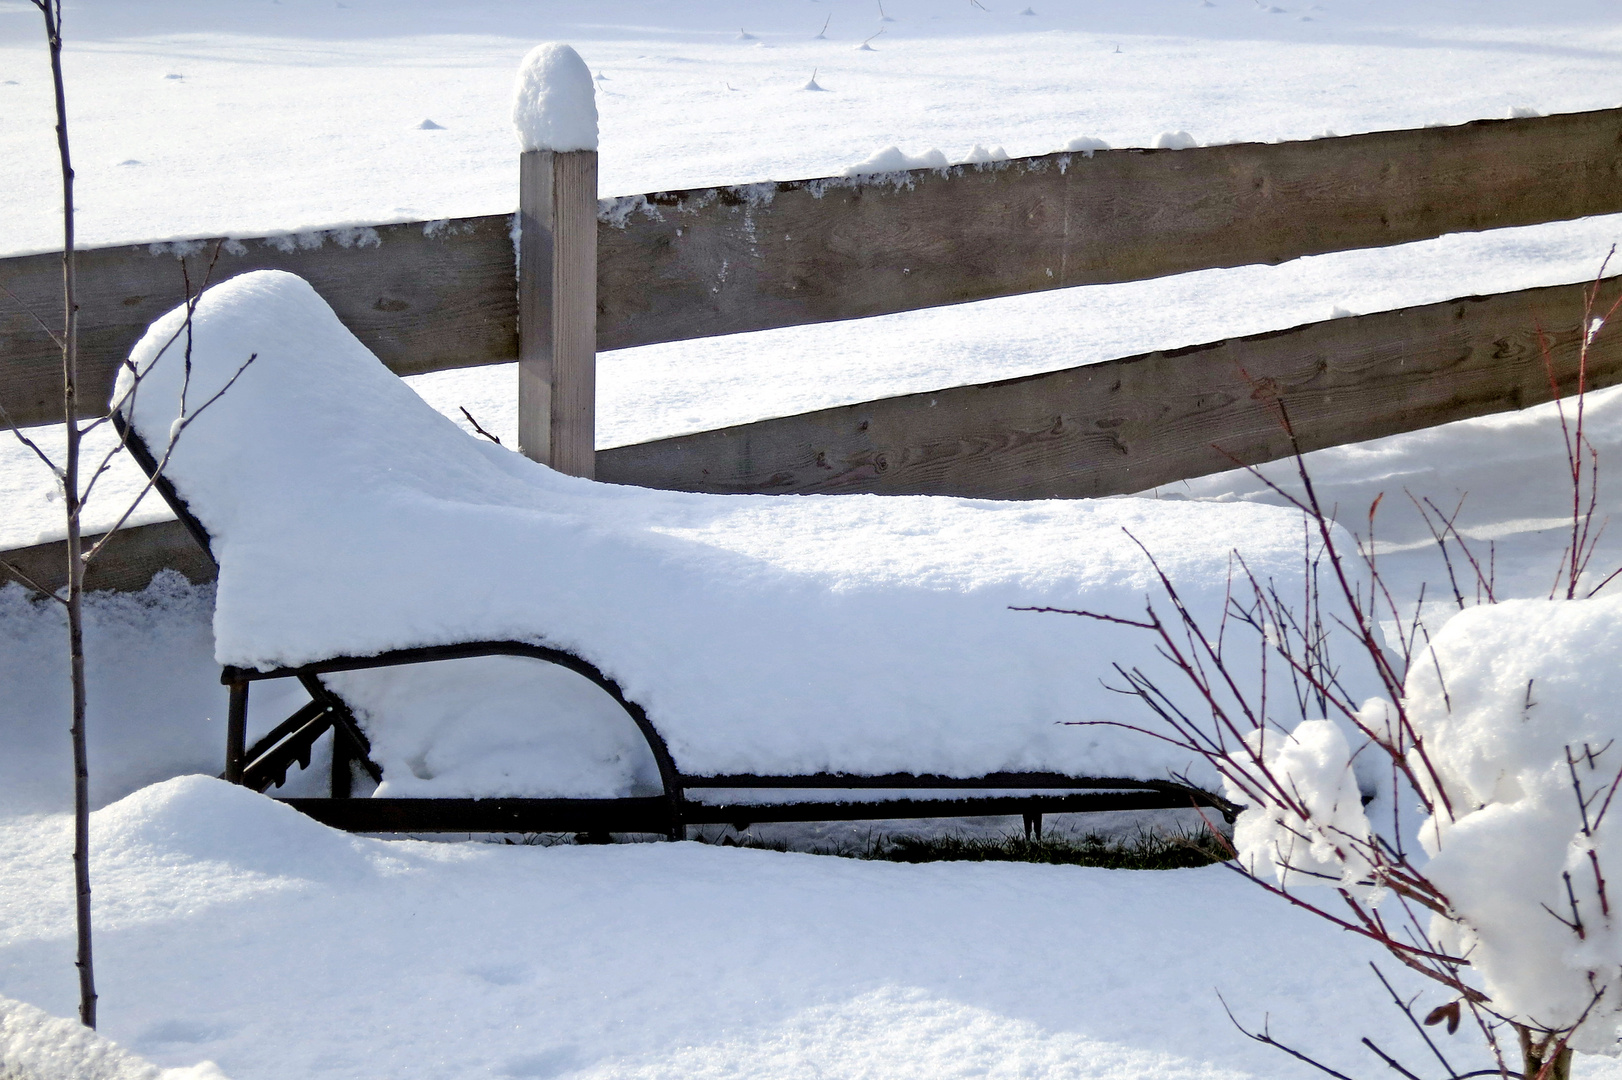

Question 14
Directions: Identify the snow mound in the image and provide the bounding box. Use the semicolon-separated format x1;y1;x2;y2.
1063;136;1109;157
0;993;227;1080
842;146;949;176
511;43;597;153
94;775;364;881
114;270;1376;789
1155;131;1198;150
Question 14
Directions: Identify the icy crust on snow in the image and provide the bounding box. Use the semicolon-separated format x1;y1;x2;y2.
1405;596;1622;1053
115;271;1373;788
0;993;226;1080
511;43;597;153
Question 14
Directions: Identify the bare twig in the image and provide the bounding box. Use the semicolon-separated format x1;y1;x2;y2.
459;406;502;445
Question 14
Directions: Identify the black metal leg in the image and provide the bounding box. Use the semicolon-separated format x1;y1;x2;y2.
1022;811;1043;841
331;725;353;798
225;681;248;784
668;791;685;842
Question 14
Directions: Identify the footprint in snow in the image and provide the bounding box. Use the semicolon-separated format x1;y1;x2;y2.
118;159;144;166
164;73;184;80
468;961;530;986
502;1049;580;1079
138;1018;229;1045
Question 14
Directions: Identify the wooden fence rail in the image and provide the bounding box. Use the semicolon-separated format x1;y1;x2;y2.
8;271;1619;596
5;105;1622;593
599;276;1622;498
3;106;1620;429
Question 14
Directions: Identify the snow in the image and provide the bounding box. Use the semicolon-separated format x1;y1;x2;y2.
1225;720;1374;890
1062;135;1110;156
114;269;1366;788
511;43;598;153
0;993;226;1080
0;774;1498;1080
1403;596;1622;1052
11;209;1620;556
5;2;1622;256
842;144;949;175
7;2;1622;1076
1150;548;1622;1053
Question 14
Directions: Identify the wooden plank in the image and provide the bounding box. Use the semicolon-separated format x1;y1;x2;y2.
5;109;1620;429
595;107;1622;351
517;149;598;475
596;276;1622;499
0;215;517;427
0;518;214;595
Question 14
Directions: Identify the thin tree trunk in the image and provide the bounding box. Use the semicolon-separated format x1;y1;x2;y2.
37;0;95;1030
1517;1023;1574;1080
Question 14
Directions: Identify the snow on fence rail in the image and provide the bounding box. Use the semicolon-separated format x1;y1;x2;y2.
2;105;1622;585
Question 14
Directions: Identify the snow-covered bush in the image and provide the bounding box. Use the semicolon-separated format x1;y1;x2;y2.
1049;274;1622;1080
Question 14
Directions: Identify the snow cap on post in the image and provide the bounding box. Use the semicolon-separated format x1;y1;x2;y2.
512;43;598;152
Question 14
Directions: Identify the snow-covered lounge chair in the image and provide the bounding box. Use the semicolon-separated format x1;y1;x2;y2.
115;270;1325;837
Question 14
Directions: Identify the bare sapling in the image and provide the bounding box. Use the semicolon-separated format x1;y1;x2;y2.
0;1;256;1029
1021;263;1622;1080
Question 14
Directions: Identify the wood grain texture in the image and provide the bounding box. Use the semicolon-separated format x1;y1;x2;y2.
596;277;1622;499
0;216;517;427
1;519;215;596
517;150;598;475
4;107;1620;428
595;107;1622;351
553;151;599;479
517;152;555;464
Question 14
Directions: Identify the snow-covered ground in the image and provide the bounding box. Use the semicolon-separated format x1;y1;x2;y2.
7;1;1622;1077
0;775;1462;1080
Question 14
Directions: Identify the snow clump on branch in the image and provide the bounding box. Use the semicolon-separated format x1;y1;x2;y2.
1406;595;1622;1054
1227;593;1622;1054
1225;718;1376;891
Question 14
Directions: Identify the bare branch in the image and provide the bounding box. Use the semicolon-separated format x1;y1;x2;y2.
82;350;256;565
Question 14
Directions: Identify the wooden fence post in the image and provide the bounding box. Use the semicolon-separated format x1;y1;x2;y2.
518;148;598;477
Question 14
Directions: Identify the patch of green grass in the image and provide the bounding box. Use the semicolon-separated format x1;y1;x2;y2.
494;824;1231;870
853;828;1228;870
691;826;1229;870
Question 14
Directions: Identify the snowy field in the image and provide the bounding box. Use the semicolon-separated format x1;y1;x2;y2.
7;0;1622;1077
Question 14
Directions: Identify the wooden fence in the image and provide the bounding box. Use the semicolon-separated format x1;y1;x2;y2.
3;106;1622;589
